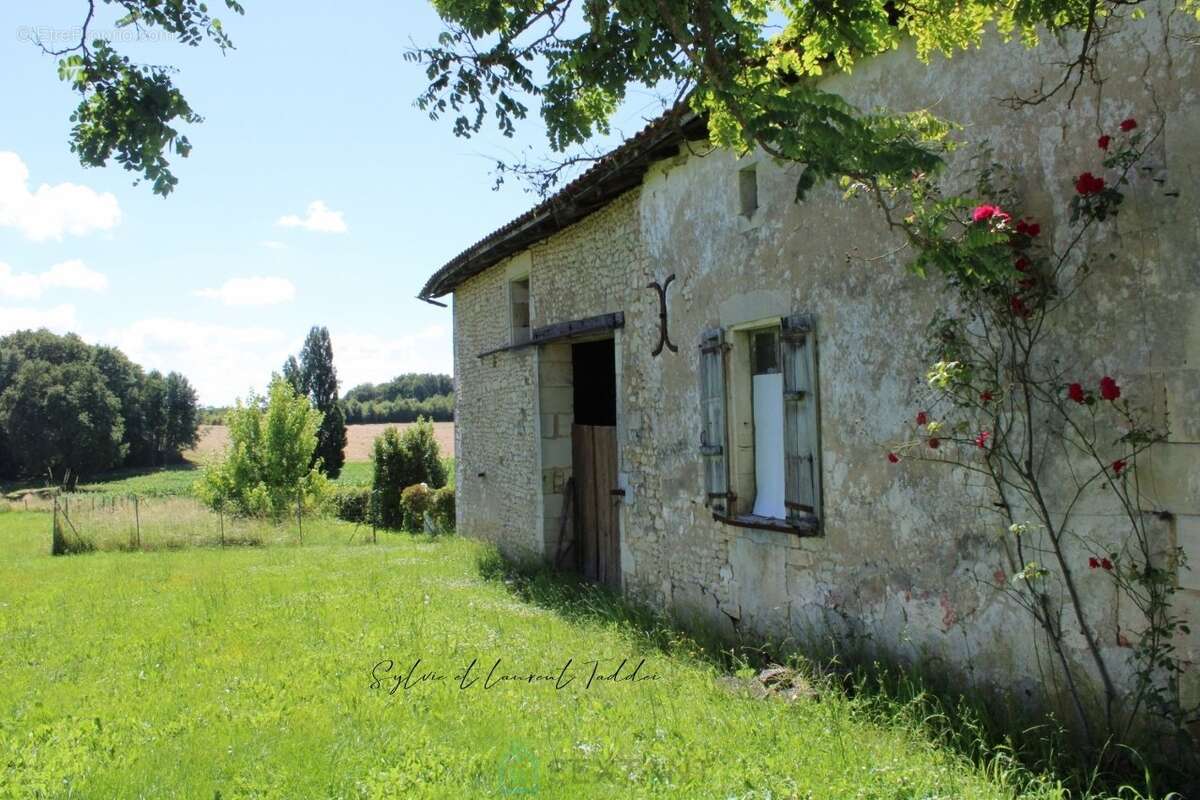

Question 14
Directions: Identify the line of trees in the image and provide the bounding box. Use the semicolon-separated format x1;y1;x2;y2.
342;373;454;424
0;330;200;485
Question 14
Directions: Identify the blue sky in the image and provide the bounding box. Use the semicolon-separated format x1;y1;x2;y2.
0;1;668;405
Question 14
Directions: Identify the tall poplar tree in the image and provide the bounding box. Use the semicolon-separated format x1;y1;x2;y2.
288;327;348;479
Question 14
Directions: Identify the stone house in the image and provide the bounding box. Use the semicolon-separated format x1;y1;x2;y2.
419;7;1200;713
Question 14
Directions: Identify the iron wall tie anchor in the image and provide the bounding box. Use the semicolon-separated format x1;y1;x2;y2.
646;274;678;356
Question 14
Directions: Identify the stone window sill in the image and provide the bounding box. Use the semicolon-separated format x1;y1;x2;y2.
712;512;820;537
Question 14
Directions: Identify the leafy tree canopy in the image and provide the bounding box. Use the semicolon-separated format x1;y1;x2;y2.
0;329;201;482
409;0;1194;195
343;373;454;425
197;377;329;518
30;0;245;196
343;373;453;405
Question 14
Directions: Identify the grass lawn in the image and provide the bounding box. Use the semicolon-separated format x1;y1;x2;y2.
3;456;454;499
334;458;456;489
0;508;1089;799
334;460;374;487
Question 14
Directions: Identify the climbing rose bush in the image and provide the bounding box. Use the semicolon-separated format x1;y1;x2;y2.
883;116;1194;760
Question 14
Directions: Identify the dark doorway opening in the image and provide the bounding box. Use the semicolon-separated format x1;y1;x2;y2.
568;336;619;588
572;339;616;426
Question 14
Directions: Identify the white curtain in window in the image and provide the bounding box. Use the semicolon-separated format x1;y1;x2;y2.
752;372;786;518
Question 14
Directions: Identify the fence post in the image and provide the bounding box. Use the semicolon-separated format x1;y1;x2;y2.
52;494;58;554
296;493;303;544
134;495;141;549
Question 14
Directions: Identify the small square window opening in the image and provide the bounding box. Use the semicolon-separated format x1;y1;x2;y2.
510;277;531;345
738;166;759;218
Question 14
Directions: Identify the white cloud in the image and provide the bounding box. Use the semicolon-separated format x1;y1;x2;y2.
0;152;121;241
0;304;79;334
94;319;451;407
0;259;109;301
276;200;347;233
195;276;296;307
332;325;453;392
107;319;291;406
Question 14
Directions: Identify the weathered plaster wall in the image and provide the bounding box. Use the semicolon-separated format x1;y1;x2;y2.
451;2;1200;712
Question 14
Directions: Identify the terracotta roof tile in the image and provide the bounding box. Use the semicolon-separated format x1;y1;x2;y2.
419;107;707;299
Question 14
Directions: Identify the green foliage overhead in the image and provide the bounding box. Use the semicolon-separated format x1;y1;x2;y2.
409;0;1189;193
0;329;200;484
197;378;330;518
31;0;246;195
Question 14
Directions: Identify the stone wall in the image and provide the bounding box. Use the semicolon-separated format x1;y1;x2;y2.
452;260;541;555
450;2;1200;713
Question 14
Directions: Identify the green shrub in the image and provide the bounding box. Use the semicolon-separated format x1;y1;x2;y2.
196;378;330;519
330;485;371;524
370;417;446;529
400;483;432;531
430;485;455;532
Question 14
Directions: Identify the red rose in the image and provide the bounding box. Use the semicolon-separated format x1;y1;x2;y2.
916;411;928;426
980;391;993;403
1101;558;1114;571
975;431;991;449
1089;557;1101;569
1010;295;1031;317
928;437;941;450
1119;118;1137;132
1018;277;1037;290
1098;134;1111;150
1075;172;1106;196
971;204;1000;223
994;210;1012;225
1014;257;1031;272
1112;458;1127;475
1099;375;1121;401
1067;383;1086;404
1015;219;1040;237
887;452;900;464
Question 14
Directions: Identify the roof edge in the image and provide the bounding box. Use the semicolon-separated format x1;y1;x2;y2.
420;108;708;300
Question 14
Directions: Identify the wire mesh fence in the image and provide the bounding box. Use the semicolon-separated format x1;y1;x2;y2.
45;493;327;555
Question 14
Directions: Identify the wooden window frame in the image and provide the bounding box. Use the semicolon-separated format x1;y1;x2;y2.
703;314;824;537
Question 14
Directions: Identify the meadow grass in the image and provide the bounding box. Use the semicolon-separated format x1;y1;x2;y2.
40;495;368;553
0;507;1137;799
334;457;455;489
0;464;202;500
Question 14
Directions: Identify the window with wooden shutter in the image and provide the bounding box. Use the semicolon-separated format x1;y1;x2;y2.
699;328;729;514
780;314;821;528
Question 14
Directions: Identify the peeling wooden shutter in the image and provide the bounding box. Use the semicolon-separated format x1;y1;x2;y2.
699;328;729;514
781;314;821;526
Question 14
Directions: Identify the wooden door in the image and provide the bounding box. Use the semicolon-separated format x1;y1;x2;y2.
572;424;620;587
